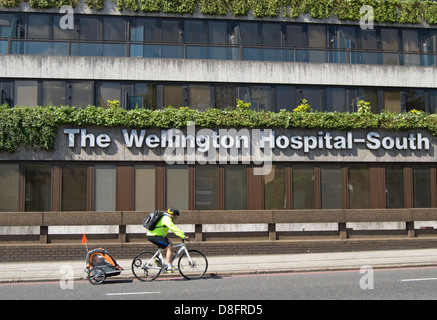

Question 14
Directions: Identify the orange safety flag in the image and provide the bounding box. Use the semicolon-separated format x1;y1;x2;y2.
82;233;88;245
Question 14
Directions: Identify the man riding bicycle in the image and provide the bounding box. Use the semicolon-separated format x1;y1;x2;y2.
146;208;189;273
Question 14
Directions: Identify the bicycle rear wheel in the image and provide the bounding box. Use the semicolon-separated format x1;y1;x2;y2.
131;251;162;281
178;249;208;280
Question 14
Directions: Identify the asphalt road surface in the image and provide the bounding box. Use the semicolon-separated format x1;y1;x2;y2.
2;266;437;308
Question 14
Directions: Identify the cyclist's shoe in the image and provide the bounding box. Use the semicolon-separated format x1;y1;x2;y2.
166;266;178;273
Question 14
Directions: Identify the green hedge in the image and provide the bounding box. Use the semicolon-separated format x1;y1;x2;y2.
1;0;437;25
1;104;437;152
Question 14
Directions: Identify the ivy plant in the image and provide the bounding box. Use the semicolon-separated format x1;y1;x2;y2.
1;104;437;153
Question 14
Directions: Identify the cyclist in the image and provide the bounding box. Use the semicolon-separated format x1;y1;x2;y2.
146;207;189;273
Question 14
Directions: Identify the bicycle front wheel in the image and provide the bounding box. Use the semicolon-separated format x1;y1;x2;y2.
178;249;208;280
131;251;162;281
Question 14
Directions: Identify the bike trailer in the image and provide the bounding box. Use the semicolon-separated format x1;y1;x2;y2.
86;248;123;285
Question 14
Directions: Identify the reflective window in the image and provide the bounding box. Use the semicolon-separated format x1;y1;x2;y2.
326;88;346;112
42;81;66;106
348;165;369;209
276;86;296;112
195;165;219;210
321;165;342;209
0;164;19;212
15;81;38;107
406;90;425;112
166;165;189;210
189;84;210;110
27;14;50;39
292;165;314;209
215;85;236;110
62;164;87;211
163;85;183;108
25;164;51;211
224;165;246;210
97;82;121;108
135;164;155;211
71;81;94;109
264;164;286;209
94;164;116;211
384;90;401;113
413;165;431;208
381;28;399;65
386;165;404;208
132;83;157;110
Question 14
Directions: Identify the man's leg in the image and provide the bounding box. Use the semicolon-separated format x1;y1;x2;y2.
164;245;173;265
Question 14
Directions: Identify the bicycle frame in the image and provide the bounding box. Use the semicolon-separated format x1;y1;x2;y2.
145;242;192;271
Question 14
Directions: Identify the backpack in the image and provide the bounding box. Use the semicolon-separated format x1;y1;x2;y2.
142;210;164;230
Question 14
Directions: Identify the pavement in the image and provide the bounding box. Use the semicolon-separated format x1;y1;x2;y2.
2;248;437;283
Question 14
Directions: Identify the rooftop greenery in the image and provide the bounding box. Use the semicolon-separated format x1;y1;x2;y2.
1;102;436;152
1;0;437;25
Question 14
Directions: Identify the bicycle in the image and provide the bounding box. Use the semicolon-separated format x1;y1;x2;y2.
131;240;208;281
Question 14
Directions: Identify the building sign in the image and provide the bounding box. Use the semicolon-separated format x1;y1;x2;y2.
63;128;431;153
0;126;434;167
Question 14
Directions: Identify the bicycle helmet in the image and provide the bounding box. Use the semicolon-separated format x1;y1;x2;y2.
167;207;180;216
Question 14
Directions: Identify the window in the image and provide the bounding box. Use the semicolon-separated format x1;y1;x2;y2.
384;90;401;113
79;16;101;40
385;165;404;208
224;165;246;210
195;165;219;210
162;20;182;43
358;88;378;113
184;20;206;43
71;81;94;109
381;28;399;65
215;85;236;110
240;22;259;46
94;164;116;211
62;164;87;211
163;85;184;108
307;25;326;62
97;82;121;108
261;23;281;47
264;164;286;209
189;85;210;110
15;81;38;107
413;165;431;208
406;90;425;112
0;14;15;38
321;165;342;209
208;21;227;44
27;14;50;39
276;86;296;112
103;17;125;41
249;86;271;111
292;165;314;209
326;88;346;112
300;88;323;112
42;81;66;106
132;83;157;110
430;90;437;114
0;164;19;212
348;165;370;209
25;164;51;211
166;165;188;210
135;165;155;211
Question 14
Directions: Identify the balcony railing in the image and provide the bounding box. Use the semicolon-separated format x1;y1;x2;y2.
1;38;437;67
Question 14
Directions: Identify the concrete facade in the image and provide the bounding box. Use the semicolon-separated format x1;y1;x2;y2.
1;55;436;88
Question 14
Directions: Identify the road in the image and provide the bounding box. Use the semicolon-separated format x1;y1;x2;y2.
2;266;437;307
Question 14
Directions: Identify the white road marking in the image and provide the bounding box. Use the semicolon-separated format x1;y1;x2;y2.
106;291;162;296
401;277;437;282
